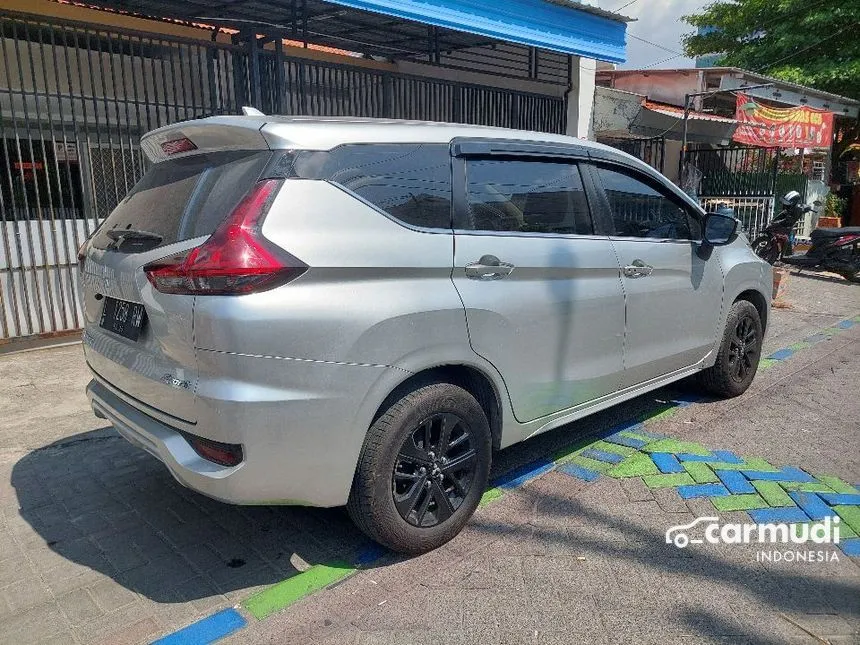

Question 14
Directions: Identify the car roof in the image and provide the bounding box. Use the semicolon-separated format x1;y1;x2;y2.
258;115;581;149
141;115;700;212
145;114;615;152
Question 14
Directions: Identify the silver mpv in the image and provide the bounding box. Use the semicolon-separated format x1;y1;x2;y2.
81;116;772;553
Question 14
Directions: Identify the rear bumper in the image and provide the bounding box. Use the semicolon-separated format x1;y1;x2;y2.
86;349;401;507
88;378;256;503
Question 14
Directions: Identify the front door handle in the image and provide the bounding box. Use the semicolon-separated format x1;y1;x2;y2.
465;255;515;280
622;259;653;278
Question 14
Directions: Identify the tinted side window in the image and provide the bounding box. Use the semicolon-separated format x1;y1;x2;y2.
305;144;452;229
596;166;699;240
464;160;592;235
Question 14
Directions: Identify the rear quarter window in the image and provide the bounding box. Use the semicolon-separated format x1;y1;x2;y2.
91;150;272;252
295;143;452;229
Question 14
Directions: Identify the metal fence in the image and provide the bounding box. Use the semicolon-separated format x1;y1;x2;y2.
597;136;665;174
0;9;566;341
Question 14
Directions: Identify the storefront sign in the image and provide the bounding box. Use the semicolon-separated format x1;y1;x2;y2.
734;93;833;149
54;141;78;162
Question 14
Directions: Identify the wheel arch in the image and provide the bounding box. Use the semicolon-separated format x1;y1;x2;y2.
370;364;505;452
733;288;769;334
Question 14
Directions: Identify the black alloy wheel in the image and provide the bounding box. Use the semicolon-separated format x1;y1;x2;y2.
728;314;759;382
392;413;477;528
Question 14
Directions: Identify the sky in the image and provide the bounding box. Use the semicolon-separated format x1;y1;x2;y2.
594;0;712;69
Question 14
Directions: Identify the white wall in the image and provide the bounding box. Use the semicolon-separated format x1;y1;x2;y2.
566;56;596;139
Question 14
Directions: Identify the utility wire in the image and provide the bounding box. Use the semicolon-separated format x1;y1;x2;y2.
613;0;640;12
628;33;684;56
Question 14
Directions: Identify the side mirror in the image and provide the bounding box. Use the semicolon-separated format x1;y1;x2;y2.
703;213;738;246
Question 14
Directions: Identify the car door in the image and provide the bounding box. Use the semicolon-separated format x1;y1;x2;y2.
450;141;626;424
587;162;724;388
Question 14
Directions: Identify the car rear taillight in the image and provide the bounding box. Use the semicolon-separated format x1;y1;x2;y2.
182;432;243;467
835;234;860;246
144;179;306;295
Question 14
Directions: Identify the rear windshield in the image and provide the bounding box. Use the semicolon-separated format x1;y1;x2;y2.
91;150;272;252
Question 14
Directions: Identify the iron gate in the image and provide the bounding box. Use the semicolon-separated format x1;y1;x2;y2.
597;136;665;174
0;9;566;342
687;145;807;238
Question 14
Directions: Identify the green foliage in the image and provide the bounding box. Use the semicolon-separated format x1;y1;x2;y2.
682;0;860;99
824;192;846;219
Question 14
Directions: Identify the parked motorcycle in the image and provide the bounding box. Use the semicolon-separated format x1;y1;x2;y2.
752;191;860;283
781;227;860;283
750;191;810;264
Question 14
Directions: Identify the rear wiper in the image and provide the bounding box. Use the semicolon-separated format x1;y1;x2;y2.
105;228;163;251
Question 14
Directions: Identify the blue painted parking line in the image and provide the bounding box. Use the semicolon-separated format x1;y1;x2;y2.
818;493;860;506
676;453;717;463
558;462;601;482
740;467;816;483
711;450;744;464
493;458;555;489
837;320;854;329
841;539;860;557
747;507;811;524
716;470;756;494
355;544;388;566
604;434;647;449
651;452;684;474
789;492;839;521
151;608;246;645
767;348;794;361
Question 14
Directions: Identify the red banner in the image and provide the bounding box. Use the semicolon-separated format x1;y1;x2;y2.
734;93;833;148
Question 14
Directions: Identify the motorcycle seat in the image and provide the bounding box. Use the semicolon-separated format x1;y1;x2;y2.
810;226;860;239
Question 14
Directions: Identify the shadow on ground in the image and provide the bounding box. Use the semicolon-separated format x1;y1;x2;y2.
9;383;726;607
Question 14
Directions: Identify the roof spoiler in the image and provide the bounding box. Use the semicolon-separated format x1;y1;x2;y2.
141;115;270;163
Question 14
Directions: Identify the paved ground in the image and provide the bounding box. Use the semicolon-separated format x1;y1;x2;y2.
0;270;858;644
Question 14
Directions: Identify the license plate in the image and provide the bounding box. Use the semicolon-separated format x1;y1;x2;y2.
99;297;147;341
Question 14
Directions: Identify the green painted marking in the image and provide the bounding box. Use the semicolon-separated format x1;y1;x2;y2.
641;439;711;456
758;358;779;371
813;475;858;494
737;457;781;472
607;452;660;478
642;472;695;489
788;341;812;351
589;440;638;457
243;562;354;620
567;454;614;473
551;435;602;463
752;480;795;507
711;494;769;512
780;482;835;493
853;315;860;323
822;327;841;336
683;461;720;484
833;506;860;535
618;430;658;443
479;487;504;507
643;406;680;423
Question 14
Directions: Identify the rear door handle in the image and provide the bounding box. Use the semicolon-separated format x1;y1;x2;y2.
622;259;653;278
465;255;515;280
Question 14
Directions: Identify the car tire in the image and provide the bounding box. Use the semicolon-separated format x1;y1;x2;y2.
347;382;492;555
697;300;763;398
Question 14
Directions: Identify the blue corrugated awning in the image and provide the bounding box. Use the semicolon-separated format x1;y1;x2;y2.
320;0;628;63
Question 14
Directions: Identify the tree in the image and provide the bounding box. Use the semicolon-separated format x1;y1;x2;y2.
682;0;860;100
